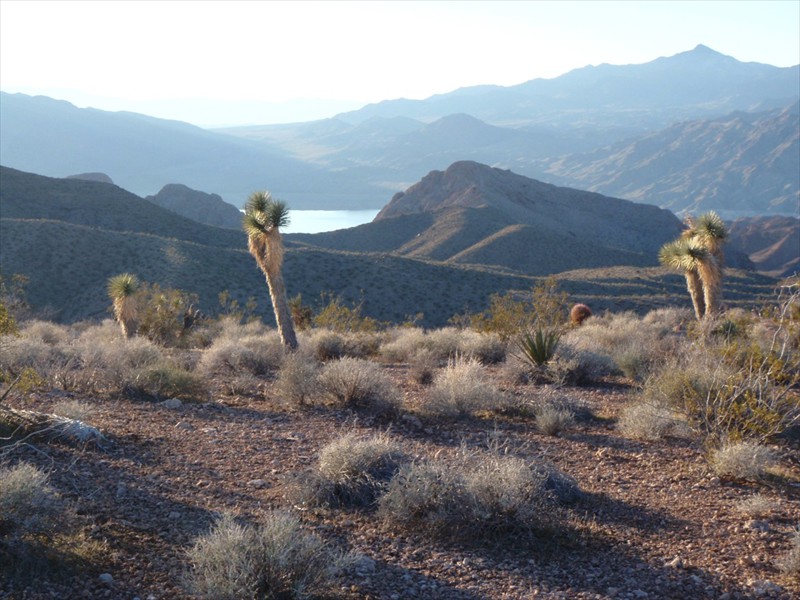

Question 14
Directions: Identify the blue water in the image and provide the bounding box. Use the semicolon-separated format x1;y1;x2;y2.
282;209;381;234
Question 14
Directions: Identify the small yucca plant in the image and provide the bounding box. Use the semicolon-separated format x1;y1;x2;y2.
515;328;560;368
107;273;140;339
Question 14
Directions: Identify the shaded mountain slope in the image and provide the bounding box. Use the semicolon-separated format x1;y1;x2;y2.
0;166;244;247
145;184;244;230
728;216;800;277
536;106;800;215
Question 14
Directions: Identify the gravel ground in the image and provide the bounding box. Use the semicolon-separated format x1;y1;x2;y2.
1;366;798;600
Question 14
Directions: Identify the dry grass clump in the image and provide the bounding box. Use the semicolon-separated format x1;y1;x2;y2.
297;432;409;507
734;494;779;518
542;343;618;386
617;402;689;441
0;462;65;541
708;441;778;481
300;329;384;362
561;311;681;381
776;529;800;576
275;353;321;406
378;448;580;542
425;355;507;417
198;332;284;376
51;400;94;423
535;404;576;436
17;320;73;346
186;511;352;600
128;364;207;402
0;462;73;574
380;327;505;366
317;357;400;415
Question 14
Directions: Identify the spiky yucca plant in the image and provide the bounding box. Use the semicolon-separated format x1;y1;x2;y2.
662;211;727;320
515;328;560;368
243;191;298;351
107;273;140;339
686;211;728;263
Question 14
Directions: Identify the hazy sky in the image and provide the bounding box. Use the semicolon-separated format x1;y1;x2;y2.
1;0;798;127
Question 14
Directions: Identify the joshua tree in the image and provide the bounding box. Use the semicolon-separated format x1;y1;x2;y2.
659;238;722;319
684;211;728;264
243;191;298;351
107;273;140;338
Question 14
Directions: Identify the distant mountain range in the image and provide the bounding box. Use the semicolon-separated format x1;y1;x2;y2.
1;45;798;215
535;105;799;216
0;165;782;327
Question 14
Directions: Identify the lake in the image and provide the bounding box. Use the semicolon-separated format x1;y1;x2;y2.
282;209;381;234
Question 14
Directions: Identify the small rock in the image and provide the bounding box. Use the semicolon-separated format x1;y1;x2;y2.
354;556;376;575
665;556;684;569
160;398;182;409
402;414;423;429
115;483;127;499
98;573;113;584
175;421;194;430
168;511;182;520
632;590;648;599
606;587;619;597
748;579;783;597
247;479;268;489
690;574;703;585
744;520;771;532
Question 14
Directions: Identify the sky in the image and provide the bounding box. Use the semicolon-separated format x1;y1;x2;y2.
1;0;799;127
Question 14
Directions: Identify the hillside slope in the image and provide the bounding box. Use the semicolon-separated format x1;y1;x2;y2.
0;167;778;326
290;161;685;275
536;106;800;215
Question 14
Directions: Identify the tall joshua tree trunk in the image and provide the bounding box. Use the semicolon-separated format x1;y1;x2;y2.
684;269;706;321
244;192;298;351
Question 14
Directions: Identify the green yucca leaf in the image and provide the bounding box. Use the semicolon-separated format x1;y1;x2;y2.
107;273;139;299
692;211;728;246
515;328;560;367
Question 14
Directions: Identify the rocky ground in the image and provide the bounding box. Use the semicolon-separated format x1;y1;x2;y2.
1;366;798;600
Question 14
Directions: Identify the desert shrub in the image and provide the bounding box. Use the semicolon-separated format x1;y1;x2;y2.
535;404;576;436
561;311;680;381
136;283;202;347
303;329;345;361
642;307;693;330
275;354;320;406
186;511;352;600
425;355;507;417
734;494;779;518
378;449;579;542
379;327;504;366
199;333;284;376
297;432;409;507
317;357;400;415
312;294;380;333
18;320;72;346
617;402;688;441
0;336;70;382
469;277;569;340
379;327;427;363
642;333;800;444
709;441;778;481
0;463;65;540
547;342;619;385
776;528;800;576
128;364;206;401
569;303;593;326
